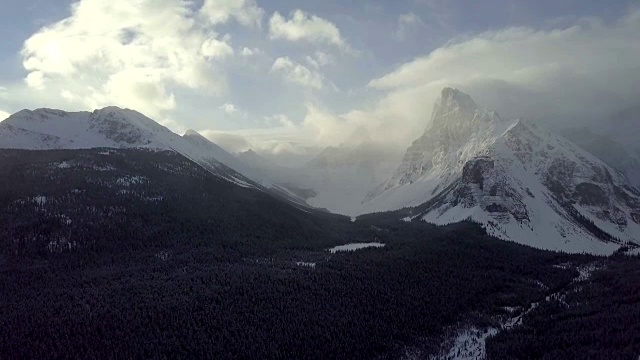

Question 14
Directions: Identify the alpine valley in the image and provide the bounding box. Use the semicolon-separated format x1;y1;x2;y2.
1;90;639;359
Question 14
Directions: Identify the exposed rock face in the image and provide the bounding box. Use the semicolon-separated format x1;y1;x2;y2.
365;88;640;254
366;88;507;201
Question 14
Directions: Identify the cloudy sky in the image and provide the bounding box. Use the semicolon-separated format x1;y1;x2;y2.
0;0;638;160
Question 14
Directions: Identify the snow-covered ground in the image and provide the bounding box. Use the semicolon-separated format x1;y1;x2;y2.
430;261;604;359
626;248;640;256
0;107;266;191
328;242;385;253
295;262;317;268
362;88;640;255
429;327;497;360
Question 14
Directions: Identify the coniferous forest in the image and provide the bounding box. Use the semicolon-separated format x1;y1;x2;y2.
0;149;639;359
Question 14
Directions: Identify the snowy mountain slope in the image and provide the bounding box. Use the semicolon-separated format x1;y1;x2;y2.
563;108;640;190
0;107;262;188
2;107;178;150
363;87;513;213
236;150;318;204
0;123;72;149
561;127;640;189
364;88;640;254
179;129;269;188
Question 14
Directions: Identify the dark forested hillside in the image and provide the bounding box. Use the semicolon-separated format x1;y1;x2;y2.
0;149;638;359
0;148;360;258
486;254;640;359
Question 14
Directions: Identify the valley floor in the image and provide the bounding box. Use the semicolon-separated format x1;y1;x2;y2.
1;221;638;359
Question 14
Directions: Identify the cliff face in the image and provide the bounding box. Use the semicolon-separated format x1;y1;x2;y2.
364;88;640;254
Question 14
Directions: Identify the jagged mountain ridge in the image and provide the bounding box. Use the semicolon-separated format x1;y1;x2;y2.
0;107;265;189
364;88;640;254
363;88;511;211
562;108;640;190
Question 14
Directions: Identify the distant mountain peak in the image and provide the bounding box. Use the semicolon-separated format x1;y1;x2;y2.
434;87;478;117
364;88;507;200
93;105;129;113
182;129;218;148
183;129;203;138
340;125;372;148
240;149;259;157
429;88;502;129
439;87;477;106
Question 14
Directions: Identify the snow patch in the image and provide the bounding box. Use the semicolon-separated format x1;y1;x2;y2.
155;251;170;261
116;176;146;187
295;262;316;268
47;238;77;253
33;196;47;206
328;242;385;253
625;248;640;256
502;306;520;313
576;263;602;282
228;176;253;188
430;327;497;360
93;164;116;171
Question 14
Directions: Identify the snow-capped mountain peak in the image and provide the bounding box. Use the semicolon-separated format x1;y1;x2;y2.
1;106;178;150
183;129;201;137
0;107;265;189
433;87;478;120
364;87;510;206
363;88;640;254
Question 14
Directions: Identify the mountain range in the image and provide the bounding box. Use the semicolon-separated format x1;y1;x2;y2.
1;88;640;359
0;106;316;207
1;89;639;254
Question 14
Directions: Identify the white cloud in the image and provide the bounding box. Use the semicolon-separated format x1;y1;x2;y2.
61;89;77;102
157;116;186;134
220;102;238;115
25;71;45;90
302;103;350;145
265;114;295;128
369;9;640;132
241;47;262;57
200;130;253;153
219;102;250;119
270;57;326;90
201;37;234;59
104;69;177;112
305;51;334;69
204;127;316;165
20;0;233;118
200;0;264;28
269;10;349;50
0;110;11;121
394;13;425;40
